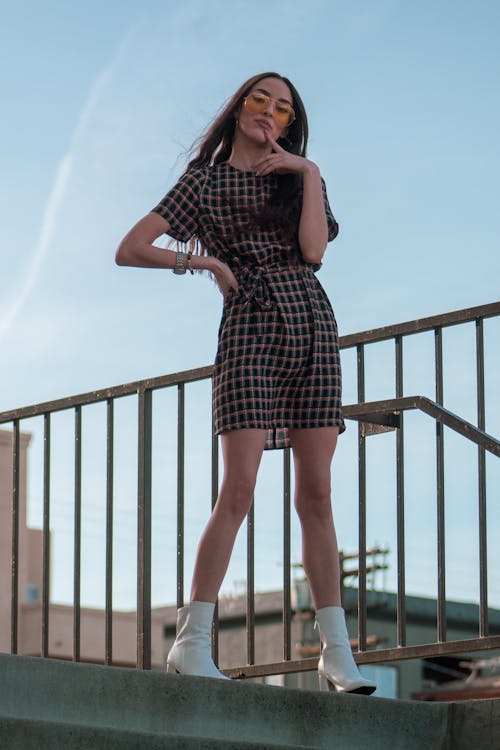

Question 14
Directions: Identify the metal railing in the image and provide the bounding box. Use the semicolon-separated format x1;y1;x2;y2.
1;301;499;676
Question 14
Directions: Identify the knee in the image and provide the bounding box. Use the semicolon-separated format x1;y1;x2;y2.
216;474;256;524
294;480;333;524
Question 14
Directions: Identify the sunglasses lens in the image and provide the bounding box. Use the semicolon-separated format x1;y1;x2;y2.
246;93;267;112
244;93;295;127
275;106;293;126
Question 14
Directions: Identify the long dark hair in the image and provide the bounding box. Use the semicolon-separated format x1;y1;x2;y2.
187;72;309;237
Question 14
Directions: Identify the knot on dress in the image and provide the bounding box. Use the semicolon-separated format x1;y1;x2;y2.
237;266;274;310
235;263;309;311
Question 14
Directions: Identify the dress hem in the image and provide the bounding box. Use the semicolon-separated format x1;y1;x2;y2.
214;421;346;451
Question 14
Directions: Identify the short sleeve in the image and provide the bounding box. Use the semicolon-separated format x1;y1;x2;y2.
321;178;339;242
150;168;206;242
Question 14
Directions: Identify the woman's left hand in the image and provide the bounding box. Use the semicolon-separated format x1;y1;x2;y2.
253;132;318;177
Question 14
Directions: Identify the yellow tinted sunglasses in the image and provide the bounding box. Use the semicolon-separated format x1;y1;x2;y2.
243;91;295;128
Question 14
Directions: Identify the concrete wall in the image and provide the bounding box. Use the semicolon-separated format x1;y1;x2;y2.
2;653;500;750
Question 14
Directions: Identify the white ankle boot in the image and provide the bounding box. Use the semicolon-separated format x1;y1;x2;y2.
166;601;230;680
315;606;376;695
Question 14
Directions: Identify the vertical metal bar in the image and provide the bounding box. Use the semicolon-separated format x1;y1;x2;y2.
476;318;488;637
105;398;114;665
283;446;292;661
137;389;152;669
11;420;20;654
211;399;219;666
357;344;367;652
73;406;82;662
177;383;185;610
435;327;446;642
246;501;255;665
395;335;406;647
42;413;51;657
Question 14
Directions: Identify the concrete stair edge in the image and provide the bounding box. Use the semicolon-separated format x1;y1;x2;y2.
1;653;499;749
0;713;306;750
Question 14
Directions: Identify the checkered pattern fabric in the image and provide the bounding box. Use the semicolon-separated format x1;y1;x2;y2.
152;162;345;450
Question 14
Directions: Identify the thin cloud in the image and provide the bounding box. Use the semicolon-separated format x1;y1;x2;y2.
0;153;73;342
0;30;133;344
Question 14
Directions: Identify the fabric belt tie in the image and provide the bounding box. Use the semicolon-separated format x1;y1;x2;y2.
235;264;310;311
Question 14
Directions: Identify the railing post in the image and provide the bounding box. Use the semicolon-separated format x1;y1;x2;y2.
435;327;446;642
283;447;292;661
42;413;51;658
246;501;255;665
357;344;367;652
73;405;82;662
105;398;114;665
395;335;406;647
177;384;185;611
476;318;488;637
11;420;20;655
211;398;219;666
137;388;152;669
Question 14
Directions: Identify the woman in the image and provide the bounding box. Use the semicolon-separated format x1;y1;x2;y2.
116;72;375;695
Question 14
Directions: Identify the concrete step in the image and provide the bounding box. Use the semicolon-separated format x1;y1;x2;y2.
0;653;499;749
0;715;304;750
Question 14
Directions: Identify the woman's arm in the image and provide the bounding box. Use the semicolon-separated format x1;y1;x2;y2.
116;213;190;269
115;213;239;295
253;134;330;265
297;164;329;265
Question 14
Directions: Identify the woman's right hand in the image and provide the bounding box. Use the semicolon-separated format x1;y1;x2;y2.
208;257;239;300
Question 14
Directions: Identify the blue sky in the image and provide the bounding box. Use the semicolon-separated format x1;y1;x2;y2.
1;1;499;612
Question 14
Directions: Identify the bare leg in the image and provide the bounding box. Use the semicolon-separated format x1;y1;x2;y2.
288;427;340;610
190;428;267;602
288;427;376;694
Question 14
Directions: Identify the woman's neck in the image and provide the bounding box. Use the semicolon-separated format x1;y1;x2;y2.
228;132;271;172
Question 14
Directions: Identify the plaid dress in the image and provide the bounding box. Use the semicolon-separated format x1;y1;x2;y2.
152;162;345;449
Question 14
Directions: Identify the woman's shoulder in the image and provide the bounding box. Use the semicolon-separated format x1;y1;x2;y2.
181;162;251;191
178;163;234;193
168;165;211;195
179;164;211;181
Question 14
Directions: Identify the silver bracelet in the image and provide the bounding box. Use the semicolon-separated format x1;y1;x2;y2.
173;250;186;275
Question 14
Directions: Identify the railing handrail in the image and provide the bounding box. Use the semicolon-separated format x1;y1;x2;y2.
0;365;215;423
339;300;500;349
1;301;498;424
224;635;500;680
343;396;500;455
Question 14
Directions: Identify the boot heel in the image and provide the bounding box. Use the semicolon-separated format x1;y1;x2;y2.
167;602;230;680
319;672;334;692
316;607;377;695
